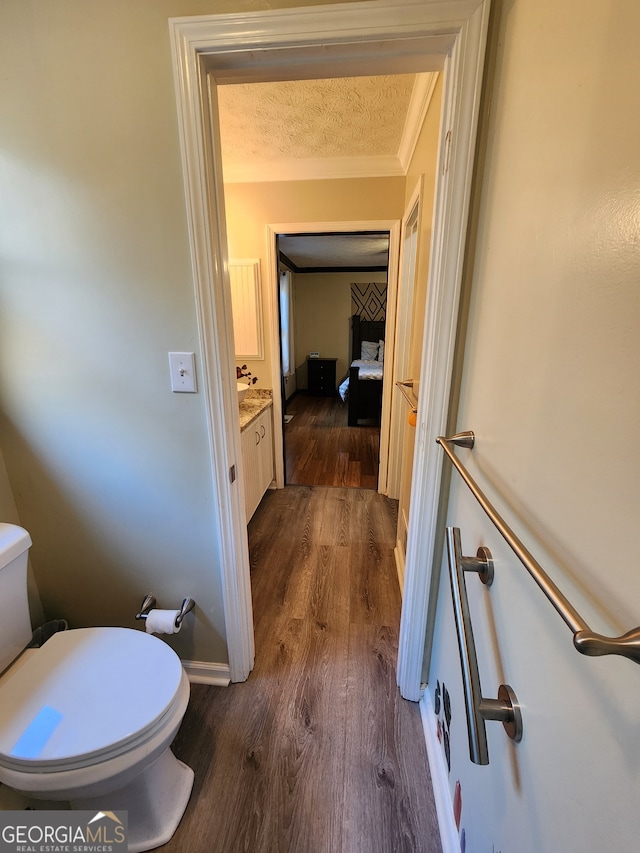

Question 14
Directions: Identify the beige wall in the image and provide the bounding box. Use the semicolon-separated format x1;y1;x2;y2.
224;176;405;387
429;1;640;850
0;449;20;528
0;0;247;665
0;0;408;672
404;73;443;381
293;271;388;389
0;449;44;628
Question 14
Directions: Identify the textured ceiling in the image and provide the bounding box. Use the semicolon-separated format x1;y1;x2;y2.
218;72;438;264
279;233;389;271
218;74;416;162
217;72;438;182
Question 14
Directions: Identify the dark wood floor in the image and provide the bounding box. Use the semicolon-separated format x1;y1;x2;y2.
165;486;441;853
284;394;380;489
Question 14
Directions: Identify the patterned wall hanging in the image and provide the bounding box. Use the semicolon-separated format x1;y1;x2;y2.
350;282;387;321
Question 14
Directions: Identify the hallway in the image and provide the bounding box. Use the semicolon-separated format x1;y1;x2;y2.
284;394;381;489
165;485;441;852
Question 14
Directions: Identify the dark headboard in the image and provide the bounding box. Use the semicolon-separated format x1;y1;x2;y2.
350;314;385;362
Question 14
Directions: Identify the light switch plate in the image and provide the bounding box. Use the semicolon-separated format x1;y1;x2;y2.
168;352;197;393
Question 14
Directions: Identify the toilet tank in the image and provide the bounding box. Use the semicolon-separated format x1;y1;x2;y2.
0;524;33;674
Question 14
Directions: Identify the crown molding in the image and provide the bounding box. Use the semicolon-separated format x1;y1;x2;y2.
223;153;406;184
221;71;439;184
398;72;439;172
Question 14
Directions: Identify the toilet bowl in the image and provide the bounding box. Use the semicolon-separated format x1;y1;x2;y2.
0;524;194;853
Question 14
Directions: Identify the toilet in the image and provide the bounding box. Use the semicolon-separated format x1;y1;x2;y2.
0;523;194;853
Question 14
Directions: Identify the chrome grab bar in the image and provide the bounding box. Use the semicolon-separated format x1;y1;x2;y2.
438;432;640;664
446;526;522;764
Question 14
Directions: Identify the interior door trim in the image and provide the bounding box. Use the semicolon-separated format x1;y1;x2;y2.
169;0;492;693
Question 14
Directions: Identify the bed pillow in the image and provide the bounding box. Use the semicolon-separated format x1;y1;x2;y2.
361;340;379;360
377;340;385;362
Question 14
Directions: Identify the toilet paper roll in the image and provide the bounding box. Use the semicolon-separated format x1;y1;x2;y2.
145;608;181;635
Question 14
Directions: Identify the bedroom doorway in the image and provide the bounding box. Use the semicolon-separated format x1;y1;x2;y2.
274;230;391;490
265;221;401;495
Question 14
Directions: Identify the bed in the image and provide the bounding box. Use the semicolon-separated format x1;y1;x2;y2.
338;314;385;426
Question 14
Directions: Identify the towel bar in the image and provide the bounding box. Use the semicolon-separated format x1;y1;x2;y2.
438;432;640;665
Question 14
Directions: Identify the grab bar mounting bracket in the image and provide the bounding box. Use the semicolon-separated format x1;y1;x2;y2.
445;430;475;449
461;546;494;586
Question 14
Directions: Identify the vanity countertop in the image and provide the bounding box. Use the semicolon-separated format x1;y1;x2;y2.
239;388;272;431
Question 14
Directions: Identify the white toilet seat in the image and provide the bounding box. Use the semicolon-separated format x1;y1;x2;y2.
0;627;185;774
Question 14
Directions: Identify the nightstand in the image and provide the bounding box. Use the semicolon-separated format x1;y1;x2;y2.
307;357;337;396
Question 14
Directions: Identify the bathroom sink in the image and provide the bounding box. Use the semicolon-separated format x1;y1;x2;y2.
237;382;250;403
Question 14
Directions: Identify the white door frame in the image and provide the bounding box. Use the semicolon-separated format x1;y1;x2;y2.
388;178;424;502
169;0;491;696
265;219;401;494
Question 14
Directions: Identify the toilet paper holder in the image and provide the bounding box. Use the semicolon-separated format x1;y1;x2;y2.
135;594;195;629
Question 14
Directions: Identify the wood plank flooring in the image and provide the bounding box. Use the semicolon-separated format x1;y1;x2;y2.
164;486;442;853
284;394;380;489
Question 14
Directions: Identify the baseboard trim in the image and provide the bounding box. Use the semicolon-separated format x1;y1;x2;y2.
419;692;460;853
183;660;231;686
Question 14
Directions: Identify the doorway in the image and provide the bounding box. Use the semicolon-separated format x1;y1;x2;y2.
169;0;491;696
264;220;401;494
275;230;391;489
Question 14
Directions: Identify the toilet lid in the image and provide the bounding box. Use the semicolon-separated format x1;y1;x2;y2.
0;627;184;770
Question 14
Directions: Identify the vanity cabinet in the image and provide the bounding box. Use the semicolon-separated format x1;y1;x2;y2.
240;406;274;522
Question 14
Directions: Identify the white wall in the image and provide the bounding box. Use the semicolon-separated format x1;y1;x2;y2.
426;1;640;850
